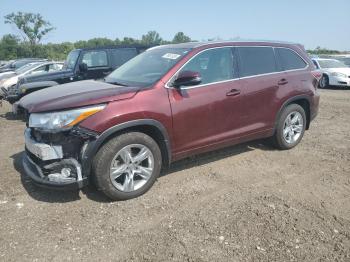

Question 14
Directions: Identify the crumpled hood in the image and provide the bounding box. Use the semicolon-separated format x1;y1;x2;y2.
19;80;140;113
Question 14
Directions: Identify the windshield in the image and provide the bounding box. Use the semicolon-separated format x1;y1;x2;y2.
15;63;42;74
318;59;348;68
337;57;350;67
64;50;80;70
105;47;191;87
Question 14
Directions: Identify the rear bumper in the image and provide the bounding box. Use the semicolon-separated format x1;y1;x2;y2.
22;152;88;190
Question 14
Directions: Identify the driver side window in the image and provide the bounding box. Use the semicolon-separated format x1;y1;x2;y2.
179;47;235;86
30;65;47;75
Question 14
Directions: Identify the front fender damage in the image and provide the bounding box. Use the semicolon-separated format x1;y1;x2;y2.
23;126;98;189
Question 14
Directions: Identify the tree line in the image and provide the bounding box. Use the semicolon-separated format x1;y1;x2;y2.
0;31;192;61
0;11;346;61
0;12;192;61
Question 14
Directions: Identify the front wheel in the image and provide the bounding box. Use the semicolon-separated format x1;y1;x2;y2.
272;104;306;150
92;132;162;200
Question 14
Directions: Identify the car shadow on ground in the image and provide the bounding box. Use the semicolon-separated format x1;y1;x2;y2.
162;139;273;177
320;86;349;90
11;139;275;203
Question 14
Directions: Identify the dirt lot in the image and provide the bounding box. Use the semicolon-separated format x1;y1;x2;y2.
0;89;349;261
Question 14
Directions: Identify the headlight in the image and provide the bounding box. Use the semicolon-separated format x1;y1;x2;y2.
331;72;347;78
29;104;106;130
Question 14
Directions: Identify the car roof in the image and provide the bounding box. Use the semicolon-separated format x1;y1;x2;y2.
150;40;302;50
73;44;151;52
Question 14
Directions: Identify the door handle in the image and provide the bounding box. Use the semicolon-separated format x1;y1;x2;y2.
278;79;288;85
226;89;241;96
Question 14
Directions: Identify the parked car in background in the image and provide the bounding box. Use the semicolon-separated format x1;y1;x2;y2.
337;56;350;67
0;58;47;73
18;40;320;200
312;58;350;88
1;61;62;90
0;60;11;67
13;45;149;102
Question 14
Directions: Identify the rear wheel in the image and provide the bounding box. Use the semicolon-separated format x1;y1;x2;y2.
319;74;329;88
92;132;162;200
272;104;306;150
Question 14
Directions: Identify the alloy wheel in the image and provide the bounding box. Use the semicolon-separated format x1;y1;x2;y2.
109;144;154;192
282;111;304;144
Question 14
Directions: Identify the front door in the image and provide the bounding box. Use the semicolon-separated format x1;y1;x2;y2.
168;47;244;156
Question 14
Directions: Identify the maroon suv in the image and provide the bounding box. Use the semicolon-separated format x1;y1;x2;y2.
19;41;320;200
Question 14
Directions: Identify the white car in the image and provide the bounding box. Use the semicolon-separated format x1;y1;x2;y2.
312;58;350;88
0;62;63;90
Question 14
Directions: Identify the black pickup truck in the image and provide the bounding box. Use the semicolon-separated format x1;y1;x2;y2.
4;45;148;103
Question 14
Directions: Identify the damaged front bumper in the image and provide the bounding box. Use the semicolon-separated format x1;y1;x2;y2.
22;127;97;189
1;86;21;104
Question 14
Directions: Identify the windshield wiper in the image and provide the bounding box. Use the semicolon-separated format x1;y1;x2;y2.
104;79;128;87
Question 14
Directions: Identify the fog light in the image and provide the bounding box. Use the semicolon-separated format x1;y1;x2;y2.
61;168;71;178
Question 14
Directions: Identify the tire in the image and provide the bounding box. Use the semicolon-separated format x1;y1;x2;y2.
319;74;329;89
92;132;162;201
272;104;306;150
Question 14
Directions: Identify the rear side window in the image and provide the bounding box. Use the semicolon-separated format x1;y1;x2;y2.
110;48;138;68
238;47;277;77
276;48;307;70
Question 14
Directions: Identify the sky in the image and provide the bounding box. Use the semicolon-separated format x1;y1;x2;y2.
0;0;349;50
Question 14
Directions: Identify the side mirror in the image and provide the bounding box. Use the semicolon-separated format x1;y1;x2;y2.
79;62;88;72
173;71;201;88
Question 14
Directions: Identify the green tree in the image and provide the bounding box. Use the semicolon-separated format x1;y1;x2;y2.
122;37;139;45
172;32;191;43
86;37;115;47
141;31;162;46
4;12;55;45
0;34;20;59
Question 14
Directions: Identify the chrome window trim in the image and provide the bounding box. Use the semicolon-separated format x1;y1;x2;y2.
274;47;309;71
165;45;310;90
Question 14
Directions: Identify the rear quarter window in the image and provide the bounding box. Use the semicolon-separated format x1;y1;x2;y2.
110;48;138;68
238;47;277;77
276;48;307;71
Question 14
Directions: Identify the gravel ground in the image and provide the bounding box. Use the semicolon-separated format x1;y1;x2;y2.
0;89;349;261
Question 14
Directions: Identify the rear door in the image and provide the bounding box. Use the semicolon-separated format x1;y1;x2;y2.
275;47;309;92
237;46;283;132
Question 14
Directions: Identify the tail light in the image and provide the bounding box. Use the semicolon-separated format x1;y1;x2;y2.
311;70;322;81
311;70;322;90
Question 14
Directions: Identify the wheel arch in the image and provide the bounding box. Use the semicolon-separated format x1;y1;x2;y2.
83;119;172;177
274;95;311;131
